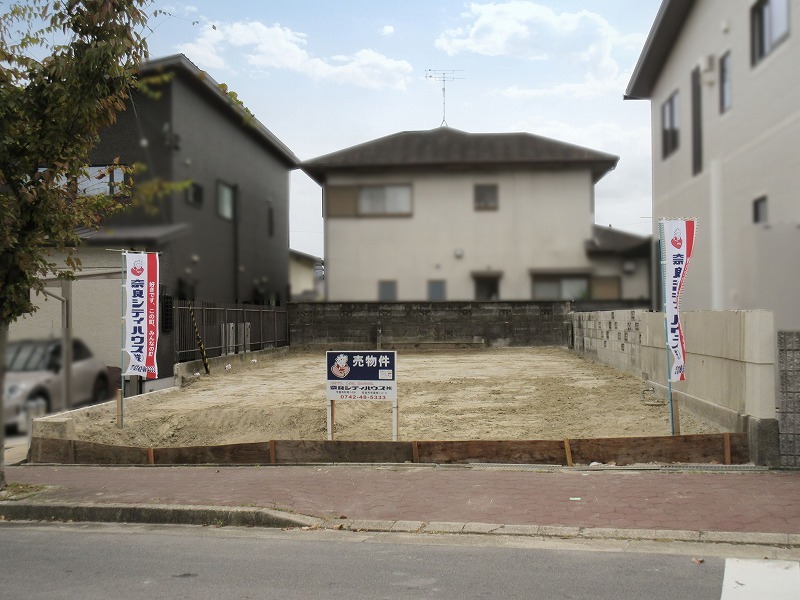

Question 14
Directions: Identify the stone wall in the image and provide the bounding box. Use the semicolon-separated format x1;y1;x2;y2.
778;332;800;467
288;301;572;348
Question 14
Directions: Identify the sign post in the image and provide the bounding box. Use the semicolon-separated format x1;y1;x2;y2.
326;351;398;441
658;218;697;435
120;251;160;429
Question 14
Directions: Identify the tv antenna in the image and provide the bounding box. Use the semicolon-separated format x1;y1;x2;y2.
425;69;465;127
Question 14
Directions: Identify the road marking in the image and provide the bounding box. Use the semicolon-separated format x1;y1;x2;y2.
721;558;800;599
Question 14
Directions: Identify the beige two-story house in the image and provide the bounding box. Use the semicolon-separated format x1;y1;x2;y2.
301;127;650;303
626;0;800;329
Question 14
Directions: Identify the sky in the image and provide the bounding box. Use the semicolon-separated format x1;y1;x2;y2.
142;0;663;259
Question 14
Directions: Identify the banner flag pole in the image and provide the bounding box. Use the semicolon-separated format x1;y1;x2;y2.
659;221;676;435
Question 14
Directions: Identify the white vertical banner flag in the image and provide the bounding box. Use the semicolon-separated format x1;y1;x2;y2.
659;219;697;382
123;252;159;379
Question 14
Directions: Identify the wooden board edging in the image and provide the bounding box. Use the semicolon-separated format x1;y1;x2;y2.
27;433;749;467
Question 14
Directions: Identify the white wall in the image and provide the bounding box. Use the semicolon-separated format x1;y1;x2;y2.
9;247;126;367
325;169;595;301
649;0;800;328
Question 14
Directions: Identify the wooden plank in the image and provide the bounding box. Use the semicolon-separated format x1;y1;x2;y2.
415;440;566;465
72;440;150;465
723;432;732;465
569;433;749;466
412;440;419;463
563;438;573;467
274;440;413;464
153;442;270;465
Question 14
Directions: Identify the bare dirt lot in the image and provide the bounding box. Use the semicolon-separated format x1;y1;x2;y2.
70;348;723;448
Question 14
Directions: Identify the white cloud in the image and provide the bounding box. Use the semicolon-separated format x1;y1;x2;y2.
177;21;413;90
381;25;395;36
436;2;644;98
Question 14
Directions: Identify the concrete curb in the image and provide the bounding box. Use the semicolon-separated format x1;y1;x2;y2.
2;501;798;548
0;501;318;529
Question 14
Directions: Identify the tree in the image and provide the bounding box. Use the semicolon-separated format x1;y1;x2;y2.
0;0;152;488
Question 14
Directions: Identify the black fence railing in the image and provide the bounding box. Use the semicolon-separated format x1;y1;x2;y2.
174;300;288;363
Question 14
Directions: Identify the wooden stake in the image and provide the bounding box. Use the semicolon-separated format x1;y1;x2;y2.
269;440;276;464
412;441;419;463
723;432;731;465
147;447;154;465
563;438;573;466
673;397;682;435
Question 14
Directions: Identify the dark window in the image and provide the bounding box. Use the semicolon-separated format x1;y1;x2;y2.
752;0;789;65
217;181;235;220
691;67;703;176
474;276;500;301
378;280;397;301
532;275;589;301
186;183;203;207
719;52;731;113
72;340;92;361
753;196;768;223
427;280;446;301
474;184;498;211
661;91;680;158
358;185;412;215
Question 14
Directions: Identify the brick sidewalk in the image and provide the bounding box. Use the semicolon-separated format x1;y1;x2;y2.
6;464;800;535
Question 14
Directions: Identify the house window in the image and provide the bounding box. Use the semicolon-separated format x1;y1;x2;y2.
474;276;500;301
358;185;412;216
474;184;498;211
691;67;703;176
753;196;768;223
185;183;203;208
532;275;589;301
427;280;446;301
77;165;125;196
661;91;679;158
752;0;789;65
217;181;235;220
378;280;397;301
719;52;731;113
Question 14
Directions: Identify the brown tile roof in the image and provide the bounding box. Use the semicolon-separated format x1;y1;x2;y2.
585;224;651;257
301;127;618;184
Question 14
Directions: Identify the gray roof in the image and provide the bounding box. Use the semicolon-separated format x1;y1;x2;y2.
301;127;619;184
81;223;191;247
585;225;650;257
625;0;695;100
141;54;299;167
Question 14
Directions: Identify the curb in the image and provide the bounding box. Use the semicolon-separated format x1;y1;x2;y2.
0;502;318;529
2;501;798;548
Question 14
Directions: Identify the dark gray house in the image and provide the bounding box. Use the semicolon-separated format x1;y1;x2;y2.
86;54;298;307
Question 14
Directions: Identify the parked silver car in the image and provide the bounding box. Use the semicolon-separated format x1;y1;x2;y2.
4;338;111;432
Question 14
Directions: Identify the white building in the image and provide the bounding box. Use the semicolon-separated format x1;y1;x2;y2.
302;127;650;304
626;0;800;329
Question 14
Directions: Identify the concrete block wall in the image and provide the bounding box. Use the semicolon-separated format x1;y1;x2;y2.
288;301;572;348
778;332;800;467
571;310;643;378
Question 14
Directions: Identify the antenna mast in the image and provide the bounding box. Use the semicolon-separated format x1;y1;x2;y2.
425;69;465;127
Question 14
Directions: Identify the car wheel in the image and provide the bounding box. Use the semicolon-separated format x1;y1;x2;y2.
91;375;109;404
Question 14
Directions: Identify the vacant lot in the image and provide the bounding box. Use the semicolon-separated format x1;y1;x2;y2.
71;347;721;448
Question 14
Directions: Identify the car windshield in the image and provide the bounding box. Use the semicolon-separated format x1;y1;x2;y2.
6;342;55;372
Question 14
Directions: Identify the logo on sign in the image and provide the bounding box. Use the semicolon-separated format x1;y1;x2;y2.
671;229;683;249
130;259;145;276
331;353;350;378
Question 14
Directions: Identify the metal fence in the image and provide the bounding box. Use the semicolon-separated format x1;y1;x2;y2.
174;300;288;363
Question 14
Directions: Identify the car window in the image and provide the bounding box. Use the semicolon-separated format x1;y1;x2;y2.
73;340;92;361
6;343;48;371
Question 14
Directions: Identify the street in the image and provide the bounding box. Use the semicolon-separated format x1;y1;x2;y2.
1;522;797;599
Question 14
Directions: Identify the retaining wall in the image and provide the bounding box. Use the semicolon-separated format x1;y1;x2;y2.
288;301;572;348
778;332;800;467
572;309;779;465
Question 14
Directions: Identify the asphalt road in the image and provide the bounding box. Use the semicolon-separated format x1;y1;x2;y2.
0;522;745;600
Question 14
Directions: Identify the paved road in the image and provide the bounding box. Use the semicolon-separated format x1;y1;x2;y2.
0;522;763;600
